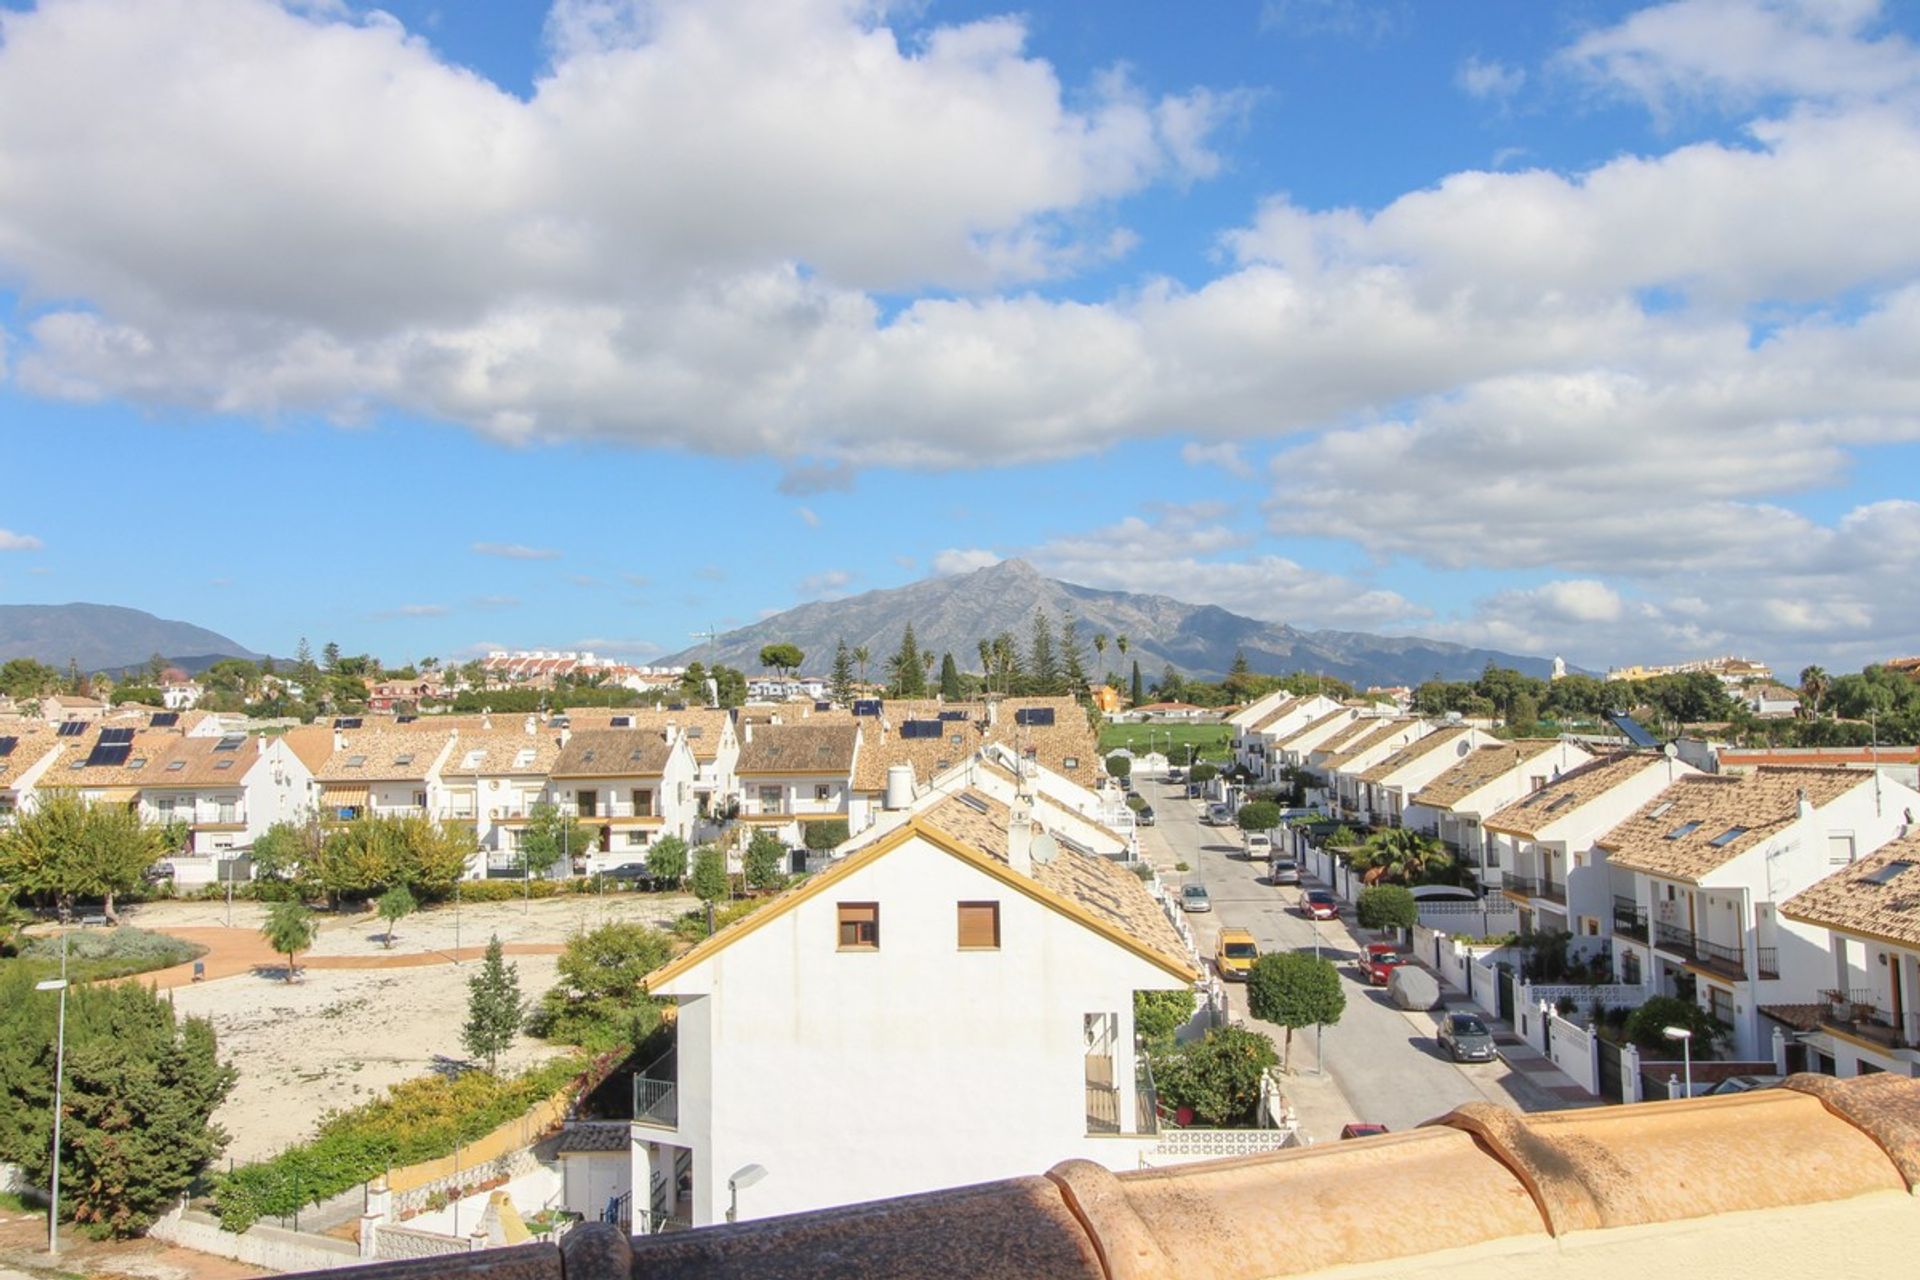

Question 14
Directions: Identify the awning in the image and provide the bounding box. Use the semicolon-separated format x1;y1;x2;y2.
321;786;369;808
88;787;139;803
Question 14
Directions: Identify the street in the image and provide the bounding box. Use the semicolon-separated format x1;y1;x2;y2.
1135;774;1571;1137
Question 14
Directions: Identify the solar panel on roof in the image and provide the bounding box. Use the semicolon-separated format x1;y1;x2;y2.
1605;712;1660;749
938;710;967;721
149;712;179;727
98;727;135;745
57;721;87;737
333;717;363;729
610;716;632;728
396;714;417;724
85;743;134;768
1015;707;1056;726
0;736;16;757
900;720;942;739
214;735;245;752
853;699;883;717
815;701;833;712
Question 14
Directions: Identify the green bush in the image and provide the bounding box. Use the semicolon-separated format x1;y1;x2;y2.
1355;885;1417;933
1152;1026;1278;1126
803;821;850;851
211;1055;589;1232
8;927;205;983
1106;754;1132;780
1624;996;1725;1054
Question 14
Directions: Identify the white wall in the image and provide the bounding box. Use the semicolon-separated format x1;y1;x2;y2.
653;835;1183;1225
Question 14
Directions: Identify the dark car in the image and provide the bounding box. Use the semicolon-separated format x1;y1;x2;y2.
600;862;656;887
1438;1012;1497;1062
1135;805;1156;826
1167;767;1186;783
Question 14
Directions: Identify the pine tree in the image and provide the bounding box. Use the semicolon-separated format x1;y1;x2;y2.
463;935;524;1073
261;899;315;984
1028;612;1060;694
322;641;342;671
1060;613;1088;694
830;639;857;706
1131;660;1144;706
887;625;927;697
939;652;963;700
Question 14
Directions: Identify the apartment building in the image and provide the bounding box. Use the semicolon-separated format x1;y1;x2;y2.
547;729;700;871
1407;739;1598;883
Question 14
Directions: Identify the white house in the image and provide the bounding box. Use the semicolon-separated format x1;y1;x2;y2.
1598;767;1920;1059
637;796;1199;1228
161;680;204;711
439;723;565;876
1482;750;1699;952
1317;719;1431;817
1350;725;1492;828
1269;707;1367;773
1233;694;1344;781
1406;739;1598;883
137;731;322;880
0;726;64;824
547;728;701;871
733;720;861;848
314;728;458;822
1779;834;1920;1077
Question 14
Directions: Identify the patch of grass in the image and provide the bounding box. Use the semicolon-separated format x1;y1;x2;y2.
1;927;206;984
1099;722;1232;762
0;1189;32;1213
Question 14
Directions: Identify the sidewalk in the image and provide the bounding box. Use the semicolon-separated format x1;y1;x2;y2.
1432;991;1600;1111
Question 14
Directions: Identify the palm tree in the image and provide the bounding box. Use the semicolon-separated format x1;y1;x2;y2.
853;645;871;687
1115;635;1130;662
1093;633;1108;680
1355;827;1452;885
1799;665;1830;719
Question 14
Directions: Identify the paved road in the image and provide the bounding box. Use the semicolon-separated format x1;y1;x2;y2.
1138;775;1547;1133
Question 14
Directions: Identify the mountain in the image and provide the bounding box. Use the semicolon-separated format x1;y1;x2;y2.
0;604;260;673
660;560;1561;688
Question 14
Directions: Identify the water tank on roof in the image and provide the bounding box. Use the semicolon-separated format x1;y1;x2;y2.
885;764;915;811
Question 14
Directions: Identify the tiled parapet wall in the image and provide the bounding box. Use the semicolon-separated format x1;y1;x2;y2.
279;1074;1920;1280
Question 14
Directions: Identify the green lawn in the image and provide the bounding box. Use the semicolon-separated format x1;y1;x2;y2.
1098;722;1233;762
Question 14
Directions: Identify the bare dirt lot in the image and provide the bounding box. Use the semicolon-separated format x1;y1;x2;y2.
114;892;695;1165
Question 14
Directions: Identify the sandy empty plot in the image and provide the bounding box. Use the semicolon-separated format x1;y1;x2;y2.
125;894;695;1165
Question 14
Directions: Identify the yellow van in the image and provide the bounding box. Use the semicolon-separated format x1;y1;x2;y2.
1215;928;1259;981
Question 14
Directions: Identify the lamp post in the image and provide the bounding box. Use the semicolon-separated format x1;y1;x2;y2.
726;1163;768;1224
1664;1025;1693;1099
35;932;70;1257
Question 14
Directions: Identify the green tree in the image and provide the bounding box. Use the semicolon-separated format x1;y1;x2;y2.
744;829;787;890
852;645;872;686
1236;800;1281;834
518;802;594;877
1625;995;1724;1053
533;922;674;1050
1133;988;1196;1051
1151;1025;1277;1125
249;818;320;882
321;641;342;671
1187;763;1219;785
690;845;729;906
0;969;235;1237
1059;614;1088;695
1107;754;1132;781
1222;649;1257;701
803;819;850;851
1247;951;1345;1066
887;625;927;697
1130;659;1143;706
463;935;523;1073
1355;884;1418;934
1027;611;1061;694
939;652;964;700
758;643;805;676
1353;827;1452;886
830;640;858;705
377;883;416;948
0;790;163;921
261;899;315;983
646;834;689;887
1798;665;1830;718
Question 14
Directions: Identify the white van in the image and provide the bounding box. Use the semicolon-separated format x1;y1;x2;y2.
1244;831;1273;860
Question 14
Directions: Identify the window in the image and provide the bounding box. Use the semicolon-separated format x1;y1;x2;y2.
837;903;879;950
760;786;784;813
1830;833;1857;865
814;783;832;802
1707;986;1734;1025
413;790;428;808
957;901;1000;949
1707;826;1749;848
218;801;237;824
1664;821;1702;840
1063;757;1079;771
632;789;653;817
578;790;599;817
625;830;649;847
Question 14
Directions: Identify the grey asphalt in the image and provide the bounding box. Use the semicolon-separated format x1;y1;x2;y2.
1138;773;1572;1134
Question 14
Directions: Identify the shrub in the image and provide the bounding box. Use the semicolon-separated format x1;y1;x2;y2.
1106;754;1131;780
1235;801;1281;833
1624;996;1725;1054
1174;861;1190;872
11;927;204;983
1355;885;1417;933
1247;952;1345;1064
803;821;850;851
532;923;673;1051
1125;794;1148;813
1134;989;1197;1051
1187;764;1219;785
1151;1026;1278;1126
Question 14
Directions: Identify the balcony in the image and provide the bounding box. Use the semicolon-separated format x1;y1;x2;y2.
1503;873;1545;900
1757;946;1779;979
1653;921;1746;979
1612;897;1649;943
632;1047;677;1130
1819;990;1920;1051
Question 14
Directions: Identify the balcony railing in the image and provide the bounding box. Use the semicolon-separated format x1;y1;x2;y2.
1137;1056;1160;1136
632;1047;678;1130
1504;873;1545;898
1757;946;1779;979
1819;991;1920;1050
1654;921;1746;975
1612;897;1649;942
1535;879;1567;905
1086;1056;1119;1134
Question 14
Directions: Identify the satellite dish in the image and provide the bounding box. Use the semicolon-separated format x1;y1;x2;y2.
1663;742;1679;758
1029;833;1059;865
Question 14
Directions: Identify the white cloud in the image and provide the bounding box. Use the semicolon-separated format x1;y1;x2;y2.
932;548;1002;576
0;529;44;551
1180;441;1253;477
472;594;521;610
797;568;855;599
374;602;449;619
472;541;561;560
1456;55;1525;101
796;506;820;528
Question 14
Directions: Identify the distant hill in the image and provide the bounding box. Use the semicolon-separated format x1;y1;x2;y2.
658;559;1560;687
0;604;259;673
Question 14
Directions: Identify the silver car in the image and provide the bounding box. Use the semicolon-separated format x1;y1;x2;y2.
1179;883;1212;913
1268;859;1300;886
1438;1013;1497;1063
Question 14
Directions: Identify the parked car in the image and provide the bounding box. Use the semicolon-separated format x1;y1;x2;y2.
1243;831;1272;860
1302;890;1340;920
1180;883;1212;913
1339;1123;1390;1140
1205;803;1233;826
1268;859;1300;886
1438;1012;1497;1063
600;862;657;887
1215;927;1259;981
1136;805;1156;826
1361;942;1404;986
1708;1074;1785;1095
1167;767;1186;783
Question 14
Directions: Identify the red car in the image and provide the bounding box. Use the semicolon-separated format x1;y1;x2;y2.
1340;1123;1390;1140
1362;942;1405;985
1301;890;1340;921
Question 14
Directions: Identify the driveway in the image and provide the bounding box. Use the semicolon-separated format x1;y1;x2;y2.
1139;775;1575;1134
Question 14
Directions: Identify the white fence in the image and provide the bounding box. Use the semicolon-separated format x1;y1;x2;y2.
1468;957;1504;1019
375;1224;477;1261
1415;898;1518;935
149;1205;363;1273
1545;1007;1600;1095
1522;982;1649;1013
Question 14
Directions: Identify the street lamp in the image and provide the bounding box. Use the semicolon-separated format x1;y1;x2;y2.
726;1163;768;1224
1663;1025;1693;1099
35;933;70;1256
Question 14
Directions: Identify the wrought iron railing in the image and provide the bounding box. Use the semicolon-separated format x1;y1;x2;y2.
1612;897;1648;941
1654;921;1744;973
632;1047;678;1129
1756;946;1779;978
1819;991;1920;1049
1503;873;1545;898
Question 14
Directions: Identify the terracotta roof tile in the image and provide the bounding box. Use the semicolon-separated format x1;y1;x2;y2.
316;729;454;783
1411;739;1566;810
1274;708;1354;751
1599;766;1866;884
736;723;859;776
1782;833;1920;949
0;726;61;790
552;729;674;778
1317;719;1420;771
1356;725;1475;784
1248;697;1304;733
143;733;261;787
562;708;733;761
446;729;566;776
1484;751;1674;838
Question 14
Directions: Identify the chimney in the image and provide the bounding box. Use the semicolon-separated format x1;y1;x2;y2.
559;726;571;747
333;729;346;753
1797;787;1814;820
744;722;754;744
1008;800;1034;876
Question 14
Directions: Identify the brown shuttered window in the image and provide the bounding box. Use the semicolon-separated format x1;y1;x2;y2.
957;901;1000;950
837;902;879;950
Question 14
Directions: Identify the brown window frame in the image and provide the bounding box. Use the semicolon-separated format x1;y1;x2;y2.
837;902;879;951
957;901;1001;950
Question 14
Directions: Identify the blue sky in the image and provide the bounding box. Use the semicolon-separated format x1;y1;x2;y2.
1;0;1917;675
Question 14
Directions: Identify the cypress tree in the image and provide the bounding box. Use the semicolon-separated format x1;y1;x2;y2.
939;652;963;700
1028;612;1060;694
888;625;927;697
1130;660;1144;706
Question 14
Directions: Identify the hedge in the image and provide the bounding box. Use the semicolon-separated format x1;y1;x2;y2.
210;1055;589;1232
